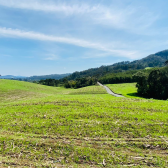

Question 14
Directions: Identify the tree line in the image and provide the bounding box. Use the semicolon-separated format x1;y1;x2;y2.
133;66;168;99
37;79;60;86
64;77;97;89
61;50;168;81
37;69;155;89
37;77;97;89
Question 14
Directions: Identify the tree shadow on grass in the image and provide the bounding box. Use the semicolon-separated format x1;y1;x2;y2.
126;92;144;98
127;92;167;100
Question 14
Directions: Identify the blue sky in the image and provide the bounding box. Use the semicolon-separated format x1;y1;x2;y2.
0;0;168;76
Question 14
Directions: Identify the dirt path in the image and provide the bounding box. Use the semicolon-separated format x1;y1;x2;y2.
97;82;124;97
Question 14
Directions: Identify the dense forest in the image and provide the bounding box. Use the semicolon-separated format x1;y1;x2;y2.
134;66;168;99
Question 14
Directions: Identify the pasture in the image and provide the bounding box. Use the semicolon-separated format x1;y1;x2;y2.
0;80;167;167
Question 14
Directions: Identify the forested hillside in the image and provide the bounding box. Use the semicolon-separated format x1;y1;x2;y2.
37;50;168;90
64;50;168;80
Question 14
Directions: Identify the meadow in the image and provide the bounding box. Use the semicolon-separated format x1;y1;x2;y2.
106;83;139;98
0;80;167;167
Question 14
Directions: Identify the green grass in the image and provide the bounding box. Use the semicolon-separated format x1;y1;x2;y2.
0;80;167;167
145;67;153;70
106;83;141;98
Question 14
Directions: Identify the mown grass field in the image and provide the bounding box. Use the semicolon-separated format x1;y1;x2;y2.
106;83;139;98
0;80;167;167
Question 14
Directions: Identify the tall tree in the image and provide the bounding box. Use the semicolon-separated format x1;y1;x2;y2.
165;60;168;66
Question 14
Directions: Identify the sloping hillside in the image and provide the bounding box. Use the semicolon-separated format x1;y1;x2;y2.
0;80;106;104
64;50;168;80
0;80;64;104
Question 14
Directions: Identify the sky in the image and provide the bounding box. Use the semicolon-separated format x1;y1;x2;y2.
0;0;168;76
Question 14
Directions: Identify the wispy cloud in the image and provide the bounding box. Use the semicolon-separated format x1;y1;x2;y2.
0;27;138;59
82;52;116;59
0;54;12;58
0;0;158;32
0;0;96;14
44;54;60;60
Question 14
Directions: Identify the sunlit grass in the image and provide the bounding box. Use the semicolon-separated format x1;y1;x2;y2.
106;83;141;98
0;80;167;167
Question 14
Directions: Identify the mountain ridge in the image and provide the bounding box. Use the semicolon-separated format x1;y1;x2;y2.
0;75;27;79
63;49;168;81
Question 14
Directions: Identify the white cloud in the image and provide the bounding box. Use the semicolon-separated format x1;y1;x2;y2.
0;0;96;14
0;0;157;32
0;27;138;59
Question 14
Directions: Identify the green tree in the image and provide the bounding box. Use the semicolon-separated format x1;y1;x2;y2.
147;69;162;98
134;68;168;99
133;71;148;96
165;60;168;66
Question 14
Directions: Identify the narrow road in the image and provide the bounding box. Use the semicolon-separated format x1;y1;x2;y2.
97;82;124;97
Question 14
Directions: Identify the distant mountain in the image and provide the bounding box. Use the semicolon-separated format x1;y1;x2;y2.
25;73;71;81
0;74;70;81
63;49;168;80
0;75;27;79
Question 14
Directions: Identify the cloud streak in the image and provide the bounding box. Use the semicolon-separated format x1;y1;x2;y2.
0;27;137;58
0;0;96;14
0;0;157;32
44;54;60;60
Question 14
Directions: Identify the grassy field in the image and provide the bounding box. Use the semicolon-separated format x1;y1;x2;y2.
106;83;140;98
0;80;167;167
